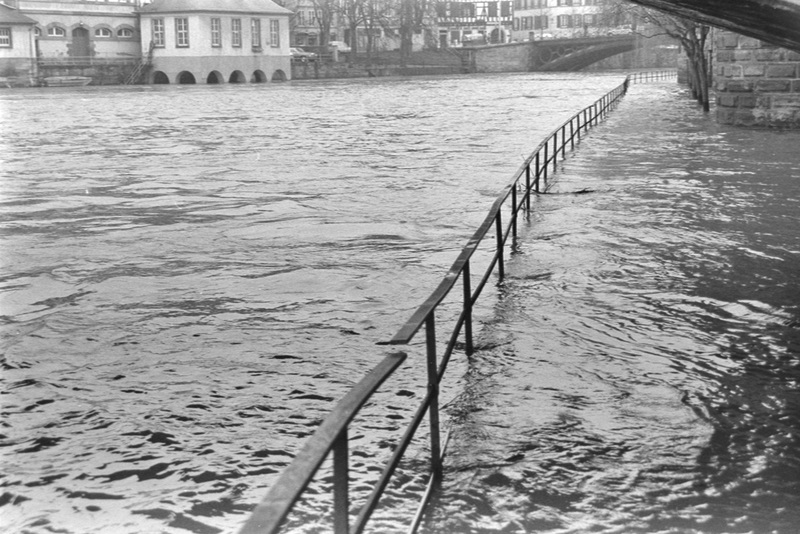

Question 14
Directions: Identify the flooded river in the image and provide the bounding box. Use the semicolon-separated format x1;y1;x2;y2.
1;75;798;534
424;83;800;534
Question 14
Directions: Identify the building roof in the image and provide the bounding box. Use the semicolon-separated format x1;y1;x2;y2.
0;3;37;25
138;0;291;16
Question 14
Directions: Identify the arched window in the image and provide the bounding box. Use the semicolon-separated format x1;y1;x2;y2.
94;28;112;38
117;28;134;38
48;26;66;37
34;27;41;36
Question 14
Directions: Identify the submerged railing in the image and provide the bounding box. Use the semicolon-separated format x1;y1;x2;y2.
238;70;676;534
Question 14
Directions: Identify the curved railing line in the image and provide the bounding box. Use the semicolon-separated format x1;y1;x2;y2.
238;69;676;534
238;352;407;534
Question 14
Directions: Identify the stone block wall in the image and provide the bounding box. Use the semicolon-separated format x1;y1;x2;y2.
714;30;800;128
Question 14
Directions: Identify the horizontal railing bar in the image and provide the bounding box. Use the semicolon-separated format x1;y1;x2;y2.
238;351;407;534
389;182;516;345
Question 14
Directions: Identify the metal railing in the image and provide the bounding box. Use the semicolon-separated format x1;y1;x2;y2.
37;56;139;67
238;70;676;534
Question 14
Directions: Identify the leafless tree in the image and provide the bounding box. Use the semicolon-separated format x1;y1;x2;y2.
599;1;711;111
396;0;431;66
360;0;394;57
340;0;366;55
310;0;336;47
639;9;711;110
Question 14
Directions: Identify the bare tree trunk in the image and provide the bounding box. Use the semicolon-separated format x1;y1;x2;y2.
398;0;414;68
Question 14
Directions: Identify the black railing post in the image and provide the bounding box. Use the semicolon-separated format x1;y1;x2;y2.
525;164;531;211
543;143;548;185
511;184;518;242
552;133;557;172
425;315;442;482
570;118;575;150
535;151;541;193
495;212;504;281
462;261;474;356
333;429;350;534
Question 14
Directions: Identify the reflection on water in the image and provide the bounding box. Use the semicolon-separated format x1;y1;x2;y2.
424;84;800;534
0;74;624;534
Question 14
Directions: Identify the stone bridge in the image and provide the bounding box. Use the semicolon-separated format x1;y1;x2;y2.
627;0;800;51
626;0;800;127
464;35;637;73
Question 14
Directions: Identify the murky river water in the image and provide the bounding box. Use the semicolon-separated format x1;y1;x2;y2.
423;84;800;534
1;75;798;534
1;73;624;534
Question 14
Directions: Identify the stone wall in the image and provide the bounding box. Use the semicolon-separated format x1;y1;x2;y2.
37;62;138;85
472;42;532;73
291;62;465;80
714;30;800;128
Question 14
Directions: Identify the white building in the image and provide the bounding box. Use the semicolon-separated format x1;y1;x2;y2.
138;0;292;84
0;3;37;84
435;0;514;48
511;0;626;41
16;0;140;61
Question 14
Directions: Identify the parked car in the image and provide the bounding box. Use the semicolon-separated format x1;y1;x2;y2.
328;40;351;53
290;47;317;62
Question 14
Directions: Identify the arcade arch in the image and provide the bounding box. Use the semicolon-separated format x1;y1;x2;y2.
152;71;169;84
229;70;246;83
177;71;196;84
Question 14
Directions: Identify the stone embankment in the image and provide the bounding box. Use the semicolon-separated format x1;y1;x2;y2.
291;49;468;80
714;30;800;128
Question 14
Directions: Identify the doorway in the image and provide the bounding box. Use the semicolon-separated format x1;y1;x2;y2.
71;27;91;58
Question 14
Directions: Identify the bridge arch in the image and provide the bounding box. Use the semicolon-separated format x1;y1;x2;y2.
538;40;639;71
531;36;637;71
465;36;637;73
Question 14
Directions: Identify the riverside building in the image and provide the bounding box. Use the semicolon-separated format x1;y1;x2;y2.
511;0;628;42
0;3;37;85
0;0;292;85
138;0;292;84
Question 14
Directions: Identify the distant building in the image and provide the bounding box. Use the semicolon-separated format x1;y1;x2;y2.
511;0;627;41
17;0;141;61
281;0;321;48
435;1;514;48
0;2;37;85
138;0;292;84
